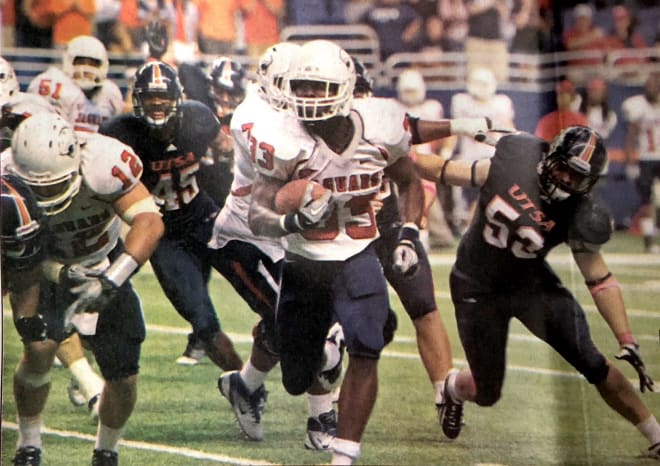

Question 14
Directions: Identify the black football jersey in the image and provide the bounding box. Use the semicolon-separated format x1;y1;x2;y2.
455;133;597;290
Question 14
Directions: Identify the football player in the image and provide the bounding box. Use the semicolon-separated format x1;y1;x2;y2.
0;56;20;104
415;126;660;458
622;72;660;254
99;62;245;395
1;89;107;422
212;41;344;448
6;112;164;466
248;40;489;465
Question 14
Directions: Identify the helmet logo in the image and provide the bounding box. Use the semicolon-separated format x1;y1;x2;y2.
58;126;77;157
150;64;167;90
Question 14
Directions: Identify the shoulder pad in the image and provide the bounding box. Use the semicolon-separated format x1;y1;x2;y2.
353;97;409;147
80;132;143;197
568;197;612;248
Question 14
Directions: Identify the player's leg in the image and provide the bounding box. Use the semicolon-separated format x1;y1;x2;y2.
331;246;389;465
84;281;145;465
56;332;104;419
519;283;660;456
150;236;242;371
636;161;659;253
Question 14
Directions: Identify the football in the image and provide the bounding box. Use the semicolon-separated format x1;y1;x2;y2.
274;179;329;214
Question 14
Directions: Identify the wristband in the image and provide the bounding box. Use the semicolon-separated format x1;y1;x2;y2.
104;253;139;288
42;260;65;284
282;213;303;234
399;223;420;242
439;160;452;186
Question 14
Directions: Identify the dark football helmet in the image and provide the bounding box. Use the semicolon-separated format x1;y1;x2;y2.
1;173;44;271
539;126;608;201
208;57;246;115
132;61;183;130
352;56;373;98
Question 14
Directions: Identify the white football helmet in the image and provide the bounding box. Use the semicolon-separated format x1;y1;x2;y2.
257;42;301;110
63;35;109;91
0;57;20;105
284;40;356;121
10;113;81;215
466;67;497;102
396;69;426;106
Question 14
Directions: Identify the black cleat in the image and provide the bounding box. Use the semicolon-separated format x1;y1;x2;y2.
437;372;464;440
92;449;118;466
12;446;41;466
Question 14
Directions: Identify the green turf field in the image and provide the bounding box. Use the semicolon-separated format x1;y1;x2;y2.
3;232;660;465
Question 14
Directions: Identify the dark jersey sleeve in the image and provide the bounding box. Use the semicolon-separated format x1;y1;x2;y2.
178;100;221;154
178;63;216;111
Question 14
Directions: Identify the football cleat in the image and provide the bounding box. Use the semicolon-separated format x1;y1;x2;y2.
304;409;337;451
175;333;206;366
91;449;118;466
648;442;660;459
67;378;87;407
12;446;41;466
437;371;464;440
218;371;267;441
317;323;345;391
88;393;100;422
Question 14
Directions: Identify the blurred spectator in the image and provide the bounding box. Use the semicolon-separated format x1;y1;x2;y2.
395;68;456;248
18;0;53;48
196;0;241;54
604;5;648;72
115;0;175;53
360;0;423;60
437;0;468;52
464;0;511;83
535;79;588;142
241;0;284;60
621;72;660;253
95;0;122;50
2;0;15;47
578;78;617;141
418;14;445;52
448;66;516;232
510;0;553;54
562;3;608;79
48;0;97;46
171;0;200;64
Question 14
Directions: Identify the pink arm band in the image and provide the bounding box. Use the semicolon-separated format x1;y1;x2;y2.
587;274;620;297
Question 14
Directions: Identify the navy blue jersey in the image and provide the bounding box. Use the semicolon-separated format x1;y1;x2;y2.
455;133;602;291
100;100;220;232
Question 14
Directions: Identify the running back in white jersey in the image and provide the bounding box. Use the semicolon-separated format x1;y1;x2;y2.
208;88;286;262
451;92;515;161
74;80;124;132
4;132;144;266
27;66;86;124
255;97;411;261
622;95;660;161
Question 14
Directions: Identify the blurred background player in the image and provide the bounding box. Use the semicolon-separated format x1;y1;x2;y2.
447;66;515;233
100;62;246;403
395;67;455;249
535;79;587;143
6;112;164;466
622;72;660;253
415;126;660;458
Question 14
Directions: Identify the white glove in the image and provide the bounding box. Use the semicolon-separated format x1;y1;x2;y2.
283;183;334;233
615;343;654;393
450;117;492;138
392;224;420;276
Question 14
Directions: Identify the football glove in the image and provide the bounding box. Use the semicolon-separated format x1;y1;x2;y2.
59;264;103;289
615;343;654;393
392;224;419;276
450;117;492;138
283;182;334;232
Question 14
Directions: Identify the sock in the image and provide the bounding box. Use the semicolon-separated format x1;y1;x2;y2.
69;358;104;401
321;339;341;372
433;380;445;405
637;415;660;446
307;393;334;418
17;415;42;449
332;438;360;465
95;423;124;452
445;369;463;402
240;360;268;393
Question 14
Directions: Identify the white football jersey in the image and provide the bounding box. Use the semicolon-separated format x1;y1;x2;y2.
5;132;143;266
255;97;411;261
27;66;86;124
451;92;515;161
74;80;124;132
209;89;286;262
622;95;660;161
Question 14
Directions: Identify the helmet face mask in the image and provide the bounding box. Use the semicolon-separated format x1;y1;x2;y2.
133;62;182;130
539;126;607;202
63;35;109;91
284;40;355;122
10;113;81;216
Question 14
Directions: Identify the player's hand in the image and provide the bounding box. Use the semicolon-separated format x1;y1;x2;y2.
615;343;654;393
59;264;102;289
450;117;492;138
295;182;334;229
392;224;420;276
625;163;640;181
67;273;119;316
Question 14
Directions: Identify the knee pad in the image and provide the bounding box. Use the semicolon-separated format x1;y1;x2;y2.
584;358;610;385
15;360;51;388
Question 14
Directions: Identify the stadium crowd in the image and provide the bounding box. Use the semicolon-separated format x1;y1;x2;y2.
1;1;660;465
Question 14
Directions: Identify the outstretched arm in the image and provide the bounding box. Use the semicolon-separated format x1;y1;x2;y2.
414;152;492;188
